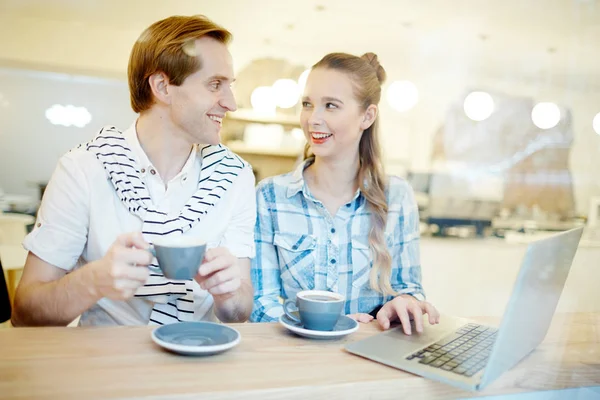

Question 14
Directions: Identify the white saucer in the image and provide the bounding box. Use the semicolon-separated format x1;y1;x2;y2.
279;314;359;339
151;321;241;356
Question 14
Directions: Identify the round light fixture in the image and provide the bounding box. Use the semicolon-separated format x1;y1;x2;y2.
272;78;300;109
250;86;276;115
593;112;600;136
531;102;561;129
386;80;418;112
297;69;311;93
463;91;494;121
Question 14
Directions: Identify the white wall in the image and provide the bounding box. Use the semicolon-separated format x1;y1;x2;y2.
0;68;135;199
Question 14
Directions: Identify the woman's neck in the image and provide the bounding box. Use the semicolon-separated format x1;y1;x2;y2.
305;154;360;202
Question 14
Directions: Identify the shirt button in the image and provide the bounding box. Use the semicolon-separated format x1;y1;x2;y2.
346;203;351;207
141;168;146;173
292;244;298;250
330;259;336;264
150;169;156;175
37;222;41;228
330;228;336;234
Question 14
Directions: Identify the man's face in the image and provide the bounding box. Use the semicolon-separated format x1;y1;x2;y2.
168;36;237;145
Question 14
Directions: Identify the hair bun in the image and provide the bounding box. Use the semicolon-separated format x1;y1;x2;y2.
361;52;386;84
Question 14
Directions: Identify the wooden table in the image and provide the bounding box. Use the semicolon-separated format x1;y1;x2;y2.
1;313;598;399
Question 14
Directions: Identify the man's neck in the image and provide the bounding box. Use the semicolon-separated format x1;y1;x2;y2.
135;110;196;184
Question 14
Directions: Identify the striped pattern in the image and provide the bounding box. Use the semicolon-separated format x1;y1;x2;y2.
85;126;247;325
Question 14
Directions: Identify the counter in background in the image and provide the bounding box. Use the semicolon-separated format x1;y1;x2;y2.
419;237;599;318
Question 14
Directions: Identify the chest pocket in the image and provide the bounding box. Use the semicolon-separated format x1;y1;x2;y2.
351;233;395;290
273;232;317;290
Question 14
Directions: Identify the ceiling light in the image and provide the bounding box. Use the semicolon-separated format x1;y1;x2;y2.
297;69;311;94
463;91;494;122
45;104;92;128
386;80;418;112
250;86;276;115
272;79;300;109
531;102;561;130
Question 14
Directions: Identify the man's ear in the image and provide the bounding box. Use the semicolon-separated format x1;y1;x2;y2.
360;104;378;130
148;72;171;105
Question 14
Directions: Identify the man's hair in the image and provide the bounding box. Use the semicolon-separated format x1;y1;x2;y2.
128;15;232;113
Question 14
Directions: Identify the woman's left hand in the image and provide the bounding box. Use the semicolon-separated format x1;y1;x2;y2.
376;294;440;334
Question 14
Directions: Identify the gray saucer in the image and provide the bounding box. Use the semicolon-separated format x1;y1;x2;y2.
279;313;359;340
151;321;241;356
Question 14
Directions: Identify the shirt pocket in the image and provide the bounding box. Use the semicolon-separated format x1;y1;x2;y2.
351;233;394;289
273;232;317;290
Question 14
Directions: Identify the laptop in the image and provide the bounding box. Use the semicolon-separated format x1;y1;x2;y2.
345;227;584;392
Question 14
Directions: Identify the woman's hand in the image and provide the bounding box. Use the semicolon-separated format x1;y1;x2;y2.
376;294;440;334
347;313;375;324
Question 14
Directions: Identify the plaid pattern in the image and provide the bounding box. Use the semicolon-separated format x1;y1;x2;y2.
250;159;425;322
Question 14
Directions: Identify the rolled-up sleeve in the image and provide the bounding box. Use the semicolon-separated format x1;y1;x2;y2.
250;181;284;322
22;151;90;270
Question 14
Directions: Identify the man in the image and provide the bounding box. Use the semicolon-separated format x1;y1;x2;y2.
11;15;255;326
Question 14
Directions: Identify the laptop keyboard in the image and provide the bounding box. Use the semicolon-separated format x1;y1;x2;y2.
406;323;498;377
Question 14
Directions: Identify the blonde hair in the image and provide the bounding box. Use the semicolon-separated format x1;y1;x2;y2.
128;15;232;113
304;52;394;296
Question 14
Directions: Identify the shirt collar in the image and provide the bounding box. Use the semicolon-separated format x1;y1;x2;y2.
122;120;199;180
286;158;314;198
285;157;363;205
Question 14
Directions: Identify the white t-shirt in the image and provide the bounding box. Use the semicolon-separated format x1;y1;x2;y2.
23;122;256;326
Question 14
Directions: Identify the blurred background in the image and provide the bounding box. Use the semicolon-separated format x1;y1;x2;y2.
0;0;599;317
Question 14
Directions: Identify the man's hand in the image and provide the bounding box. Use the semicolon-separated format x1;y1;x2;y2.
90;232;152;300
376;294;440;334
195;247;241;296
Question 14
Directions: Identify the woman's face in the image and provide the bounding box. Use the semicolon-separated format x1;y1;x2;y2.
300;68;376;160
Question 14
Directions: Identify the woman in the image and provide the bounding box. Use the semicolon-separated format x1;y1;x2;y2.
250;52;439;335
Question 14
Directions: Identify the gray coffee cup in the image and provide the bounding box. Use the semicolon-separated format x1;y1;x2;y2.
283;290;345;331
148;236;207;280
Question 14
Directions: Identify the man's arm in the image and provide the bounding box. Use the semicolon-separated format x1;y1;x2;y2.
12;253;101;326
12;233;153;327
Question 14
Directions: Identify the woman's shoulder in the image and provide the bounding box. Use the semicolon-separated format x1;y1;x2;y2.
255;170;302;201
257;171;296;189
386;174;413;193
385;175;416;204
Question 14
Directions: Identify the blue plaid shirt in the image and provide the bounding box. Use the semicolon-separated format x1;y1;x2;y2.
250;159;425;322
